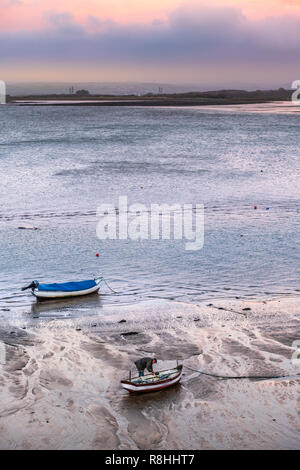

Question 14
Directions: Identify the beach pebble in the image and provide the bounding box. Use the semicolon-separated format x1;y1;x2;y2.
121;331;138;336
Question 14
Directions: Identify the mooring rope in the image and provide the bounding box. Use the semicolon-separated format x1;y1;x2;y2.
184;365;300;381
100;277;118;294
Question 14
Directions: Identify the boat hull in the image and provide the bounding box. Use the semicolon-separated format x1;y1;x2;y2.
32;278;102;301
121;366;182;394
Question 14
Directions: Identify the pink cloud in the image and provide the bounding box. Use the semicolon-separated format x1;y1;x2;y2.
1;1;300;85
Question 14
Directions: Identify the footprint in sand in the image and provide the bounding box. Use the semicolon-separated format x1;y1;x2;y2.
39;370;73;390
42;352;54;360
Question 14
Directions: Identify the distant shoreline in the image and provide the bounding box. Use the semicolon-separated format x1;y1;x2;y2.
12;99;282;107
7;88;292;107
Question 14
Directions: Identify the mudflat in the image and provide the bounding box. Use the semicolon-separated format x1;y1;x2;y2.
0;297;299;450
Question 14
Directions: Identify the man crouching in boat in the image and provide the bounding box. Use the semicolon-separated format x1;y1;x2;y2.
134;357;157;377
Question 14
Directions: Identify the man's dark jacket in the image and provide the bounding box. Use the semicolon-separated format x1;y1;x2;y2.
134;357;154;373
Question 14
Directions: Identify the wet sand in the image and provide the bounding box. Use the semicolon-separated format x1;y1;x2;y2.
0;297;299;450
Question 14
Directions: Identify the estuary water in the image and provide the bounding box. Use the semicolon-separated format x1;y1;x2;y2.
0;101;299;314
0;102;299;450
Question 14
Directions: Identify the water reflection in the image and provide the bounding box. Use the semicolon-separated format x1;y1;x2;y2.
30;292;103;318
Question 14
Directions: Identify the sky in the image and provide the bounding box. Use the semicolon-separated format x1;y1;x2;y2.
0;0;300;87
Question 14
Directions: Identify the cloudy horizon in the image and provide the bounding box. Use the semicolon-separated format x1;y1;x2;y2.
1;0;300;87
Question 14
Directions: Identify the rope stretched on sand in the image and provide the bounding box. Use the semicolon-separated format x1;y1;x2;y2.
184;365;300;381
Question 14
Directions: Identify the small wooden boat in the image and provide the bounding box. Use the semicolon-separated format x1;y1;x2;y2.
121;364;183;394
22;277;103;301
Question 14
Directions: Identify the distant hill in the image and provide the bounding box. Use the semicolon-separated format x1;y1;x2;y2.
7;87;292;106
6;81;205;96
6;81;293;97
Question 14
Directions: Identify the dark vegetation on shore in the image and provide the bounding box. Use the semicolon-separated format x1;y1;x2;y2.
8;88;292;106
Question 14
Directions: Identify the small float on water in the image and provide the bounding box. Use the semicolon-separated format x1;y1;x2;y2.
22;277;103;301
121;363;183;394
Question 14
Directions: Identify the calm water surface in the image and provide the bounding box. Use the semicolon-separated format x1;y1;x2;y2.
0;103;299;315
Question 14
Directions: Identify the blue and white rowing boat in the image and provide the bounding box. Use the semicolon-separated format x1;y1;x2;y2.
22;277;103;301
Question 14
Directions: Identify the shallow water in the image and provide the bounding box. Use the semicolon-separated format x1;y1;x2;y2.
0;102;299;318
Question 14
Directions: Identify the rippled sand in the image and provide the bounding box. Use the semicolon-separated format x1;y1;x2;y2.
0;297;299;449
